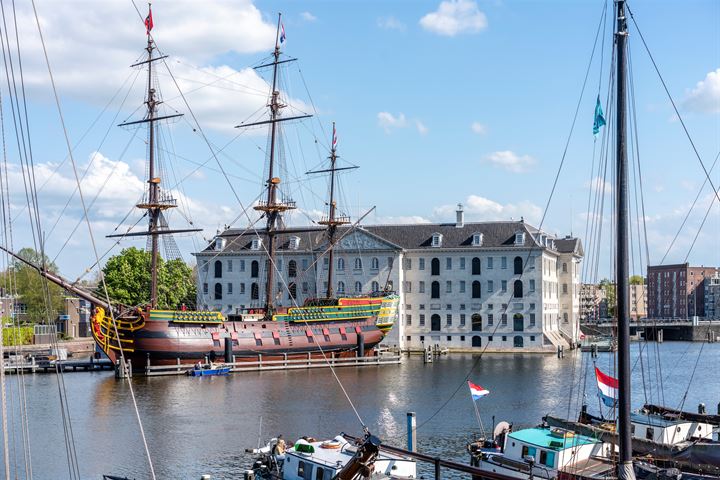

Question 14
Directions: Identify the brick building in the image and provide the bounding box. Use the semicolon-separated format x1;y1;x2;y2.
647;264;720;319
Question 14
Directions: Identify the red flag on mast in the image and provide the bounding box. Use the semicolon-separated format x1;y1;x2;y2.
145;7;154;35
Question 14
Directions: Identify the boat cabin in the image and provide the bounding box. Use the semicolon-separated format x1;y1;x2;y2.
282;437;415;480
630;412;714;444
503;427;611;471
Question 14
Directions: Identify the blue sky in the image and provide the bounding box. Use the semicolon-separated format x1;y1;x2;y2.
1;0;718;281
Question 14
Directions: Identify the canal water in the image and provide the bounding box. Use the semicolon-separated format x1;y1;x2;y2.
2;342;718;479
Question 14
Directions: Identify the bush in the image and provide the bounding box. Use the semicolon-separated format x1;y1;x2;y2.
2;326;34;346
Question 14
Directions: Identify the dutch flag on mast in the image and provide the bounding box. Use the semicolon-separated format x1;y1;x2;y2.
595;366;618;408
468;381;489;401
332;124;338;151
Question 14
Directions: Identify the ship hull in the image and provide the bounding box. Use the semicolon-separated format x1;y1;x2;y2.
92;295;398;372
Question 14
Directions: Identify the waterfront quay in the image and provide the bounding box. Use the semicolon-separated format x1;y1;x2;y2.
2;342;718;479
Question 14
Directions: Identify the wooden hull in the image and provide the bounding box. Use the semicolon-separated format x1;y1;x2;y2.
91;295;398;372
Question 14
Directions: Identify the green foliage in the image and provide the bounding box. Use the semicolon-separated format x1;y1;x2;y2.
2;325;34;346
0;248;65;323
599;278;617;318
101;247;196;310
629;275;645;285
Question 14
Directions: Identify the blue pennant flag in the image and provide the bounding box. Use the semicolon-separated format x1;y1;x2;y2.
593;95;606;136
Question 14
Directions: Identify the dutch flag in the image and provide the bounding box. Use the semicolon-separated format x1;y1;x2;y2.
332;124;338;150
468;381;489;401
595;367;618;408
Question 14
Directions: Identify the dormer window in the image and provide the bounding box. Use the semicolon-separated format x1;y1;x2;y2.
251;237;263;251
431;233;443;247
289;235;300;250
214;237;226;251
472;233;483;246
514;232;525;245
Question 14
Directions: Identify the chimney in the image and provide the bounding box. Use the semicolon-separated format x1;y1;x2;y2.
456;203;464;228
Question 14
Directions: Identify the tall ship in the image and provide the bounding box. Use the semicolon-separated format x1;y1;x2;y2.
2;11;398;373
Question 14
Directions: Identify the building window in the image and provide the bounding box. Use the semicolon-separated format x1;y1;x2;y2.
513;314;524;332
459;281;466;293
446;314;452;326
563;312;569;323
239;260;246;272
431;314;441;331
487;257;494;269
460;258;466;270
419;304;425;310
288;260;297;277
472;281;482;298
371;257;379;270
214;283;223;300
562;262;568;273
419;258;425;270
514;256;523;275
387;257;394;268
288;283;297;300
251;237;262;250
371;281;379;292
338;258;345;271
487;314;494;326
529;279;535;292
431;258;440;276
501;313;508;326
471;313;482;331
562;283;568;294
460;314;466;326
240;283;246;294
460;304;466;310
472;336;481;347
501;280;507;293
251;260;259;278
404;281;412;293
487;280;494;293
323;257;329;270
472;257;481;275
446;281;452;293
354;281;362;293
501;257;507;269
406;314;412;326
446;258;452;270
514;280;523;298
488;303;493;310
431;281;440;299
419;314;425;326
419;281;425;293
472;233;483;246
227;260;233;272
202;261;209;273
214;260;222;278
354;258;363;270
461;335;466;341
530;313;536;326
431;233;443;247
251;283;259;300
338;281;345;294
515;232;525;245
302;282;308;294
203;283;208;294
227;283;233;294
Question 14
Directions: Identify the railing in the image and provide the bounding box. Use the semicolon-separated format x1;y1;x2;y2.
144;353;401;376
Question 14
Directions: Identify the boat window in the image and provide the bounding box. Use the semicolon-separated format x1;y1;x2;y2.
646;427;654;440
298;461;313;480
545;451;555;467
316;467;324;480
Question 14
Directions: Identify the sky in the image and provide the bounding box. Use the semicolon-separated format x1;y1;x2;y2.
0;0;718;282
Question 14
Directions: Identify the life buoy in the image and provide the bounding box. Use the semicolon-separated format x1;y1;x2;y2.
320;440;341;449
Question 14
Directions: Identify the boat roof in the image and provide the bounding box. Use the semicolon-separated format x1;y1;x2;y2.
507;428;600;451
287;437;410;469
630;412;690;428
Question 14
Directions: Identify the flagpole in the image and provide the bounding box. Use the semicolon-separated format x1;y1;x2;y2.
470;398;486;438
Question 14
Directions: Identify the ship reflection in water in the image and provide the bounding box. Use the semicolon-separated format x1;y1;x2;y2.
2;343;718;479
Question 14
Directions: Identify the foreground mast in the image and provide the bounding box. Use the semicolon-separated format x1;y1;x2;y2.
614;1;635;479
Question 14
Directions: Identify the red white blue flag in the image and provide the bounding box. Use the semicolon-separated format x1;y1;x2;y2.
595;367;618;408
144;6;154;35
332;124;338;150
468;381;489;401
280;23;286;43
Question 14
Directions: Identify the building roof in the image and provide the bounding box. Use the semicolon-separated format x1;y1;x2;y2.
197;220;581;255
508;428;599;450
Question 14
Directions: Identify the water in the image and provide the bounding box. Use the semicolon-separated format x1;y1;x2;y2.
2;342;719;479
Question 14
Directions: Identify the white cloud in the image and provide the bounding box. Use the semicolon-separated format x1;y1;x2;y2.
584;176;612;195
377;112;408;133
683;68;720;114
420;0;488;36
470;121;487;135
415;120;429;135
377;16;406;31
483;150;536;173
371;215;431;225
434;195;542;224
300;12;317;22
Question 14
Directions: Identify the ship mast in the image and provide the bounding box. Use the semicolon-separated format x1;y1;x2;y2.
236;13;310;313
312;123;355;298
110;4;200;309
614;1;635;479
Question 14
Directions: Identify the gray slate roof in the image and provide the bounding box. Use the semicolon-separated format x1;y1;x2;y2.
199;220;581;255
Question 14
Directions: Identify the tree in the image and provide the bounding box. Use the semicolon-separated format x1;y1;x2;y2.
1;247;66;323
100;247;196;310
629;275;644;285
598;278;616;318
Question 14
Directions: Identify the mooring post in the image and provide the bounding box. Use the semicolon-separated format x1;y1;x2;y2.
407;412;416;452
434;457;441;480
224;337;232;363
357;333;365;358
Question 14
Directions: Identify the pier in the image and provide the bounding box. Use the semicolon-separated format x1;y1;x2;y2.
583;319;720;342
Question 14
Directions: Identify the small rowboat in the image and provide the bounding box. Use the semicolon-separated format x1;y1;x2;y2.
187;363;231;377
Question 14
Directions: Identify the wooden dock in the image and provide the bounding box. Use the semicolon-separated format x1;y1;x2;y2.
142;353;402;377
3;357;114;374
